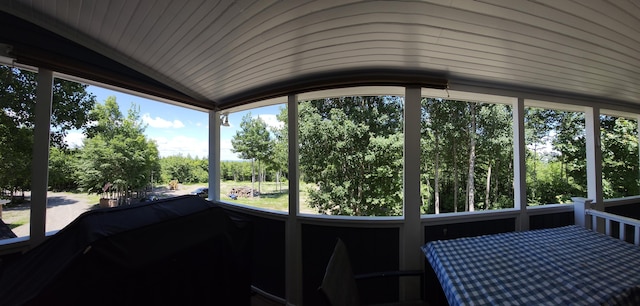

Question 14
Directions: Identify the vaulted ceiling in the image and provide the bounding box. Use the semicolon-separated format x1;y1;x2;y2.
1;0;639;111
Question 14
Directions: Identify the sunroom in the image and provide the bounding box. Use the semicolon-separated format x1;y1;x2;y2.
1;1;640;305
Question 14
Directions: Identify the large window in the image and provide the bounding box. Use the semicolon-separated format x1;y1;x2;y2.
45;85;205;232
219;103;290;212
420;98;513;214
298;94;405;216
524;106;586;205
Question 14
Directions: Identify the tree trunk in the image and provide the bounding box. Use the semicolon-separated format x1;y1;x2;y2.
493;160;499;205
251;159;255;197
434;135;440;214
453;146;458;213
467;103;476;212
485;163;492;210
531;144;538;201
257;160;262;194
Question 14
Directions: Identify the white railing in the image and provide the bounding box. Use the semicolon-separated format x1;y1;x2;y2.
573;197;640;246
586;209;640;245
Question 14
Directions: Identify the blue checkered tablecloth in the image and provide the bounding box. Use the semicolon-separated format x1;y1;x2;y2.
422;226;640;305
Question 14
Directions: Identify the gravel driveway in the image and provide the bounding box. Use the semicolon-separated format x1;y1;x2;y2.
4;186;202;237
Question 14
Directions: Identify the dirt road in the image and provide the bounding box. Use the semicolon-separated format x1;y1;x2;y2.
4;186;202;237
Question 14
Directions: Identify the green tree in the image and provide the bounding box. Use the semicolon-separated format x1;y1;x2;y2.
160;155;192;184
476;103;513;210
0;124;32;198
76;97;160;202
525;109;586;205
601;116;639;198
421;100;512;213
0;66;95;195
299;96;404;216
48;147;79;191
524;108;558;204
0;66;95;146
231;113;272;194
269;107;289;192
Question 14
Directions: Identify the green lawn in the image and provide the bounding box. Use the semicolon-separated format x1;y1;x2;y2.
1;210;29;229
217;180;316;213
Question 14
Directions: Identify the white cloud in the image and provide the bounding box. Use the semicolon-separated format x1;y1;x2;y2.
152;135;207;158
63;127;242;161
257;114;284;129
220;139;242;161
221;138;233;150
151;136;242;160
142;114;185;128
64;131;85;148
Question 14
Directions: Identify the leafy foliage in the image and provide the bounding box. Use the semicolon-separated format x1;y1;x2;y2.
0;65;94;194
75;97;160;198
601;116;639;198
160;155;208;184
298;96;404;216
421;99;514;213
231;113;272;193
0;66;95;147
48;147;79;191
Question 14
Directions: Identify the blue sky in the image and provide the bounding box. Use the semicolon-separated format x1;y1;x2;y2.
65;85;284;161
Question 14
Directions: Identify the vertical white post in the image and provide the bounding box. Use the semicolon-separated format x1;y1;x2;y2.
585;107;604;232
208;110;221;201
585;107;603;208
401;87;422;301
30;68;53;246
513;98;528;231
285;94;302;305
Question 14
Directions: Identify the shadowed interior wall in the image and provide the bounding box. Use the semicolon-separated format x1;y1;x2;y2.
222;209;287;298
301;224;400;306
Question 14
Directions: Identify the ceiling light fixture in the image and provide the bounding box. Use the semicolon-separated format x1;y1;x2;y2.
220;113;230;127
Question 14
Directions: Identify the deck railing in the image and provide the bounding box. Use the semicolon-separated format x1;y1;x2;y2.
574;197;640;245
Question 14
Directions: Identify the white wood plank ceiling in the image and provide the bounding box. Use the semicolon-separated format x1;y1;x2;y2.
1;0;639;110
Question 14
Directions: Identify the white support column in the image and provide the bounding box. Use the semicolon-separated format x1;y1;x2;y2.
401;87;422;301
513;98;528;231
208;110;221;201
585;107;603;210
30;68;53;246
285;94;302;305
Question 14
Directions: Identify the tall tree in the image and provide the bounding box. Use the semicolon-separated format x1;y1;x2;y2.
231;113;272;194
476;103;513;209
601;115;639;198
466;102;477;212
524;108;557;203
421;100;512;213
269;106;289;192
76;97;160;202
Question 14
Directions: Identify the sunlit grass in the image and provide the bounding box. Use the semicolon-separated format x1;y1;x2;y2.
73;193;101;205
217;180;317;213
1;210;29;229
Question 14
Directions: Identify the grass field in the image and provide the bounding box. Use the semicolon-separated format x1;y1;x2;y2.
184;181;317;213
